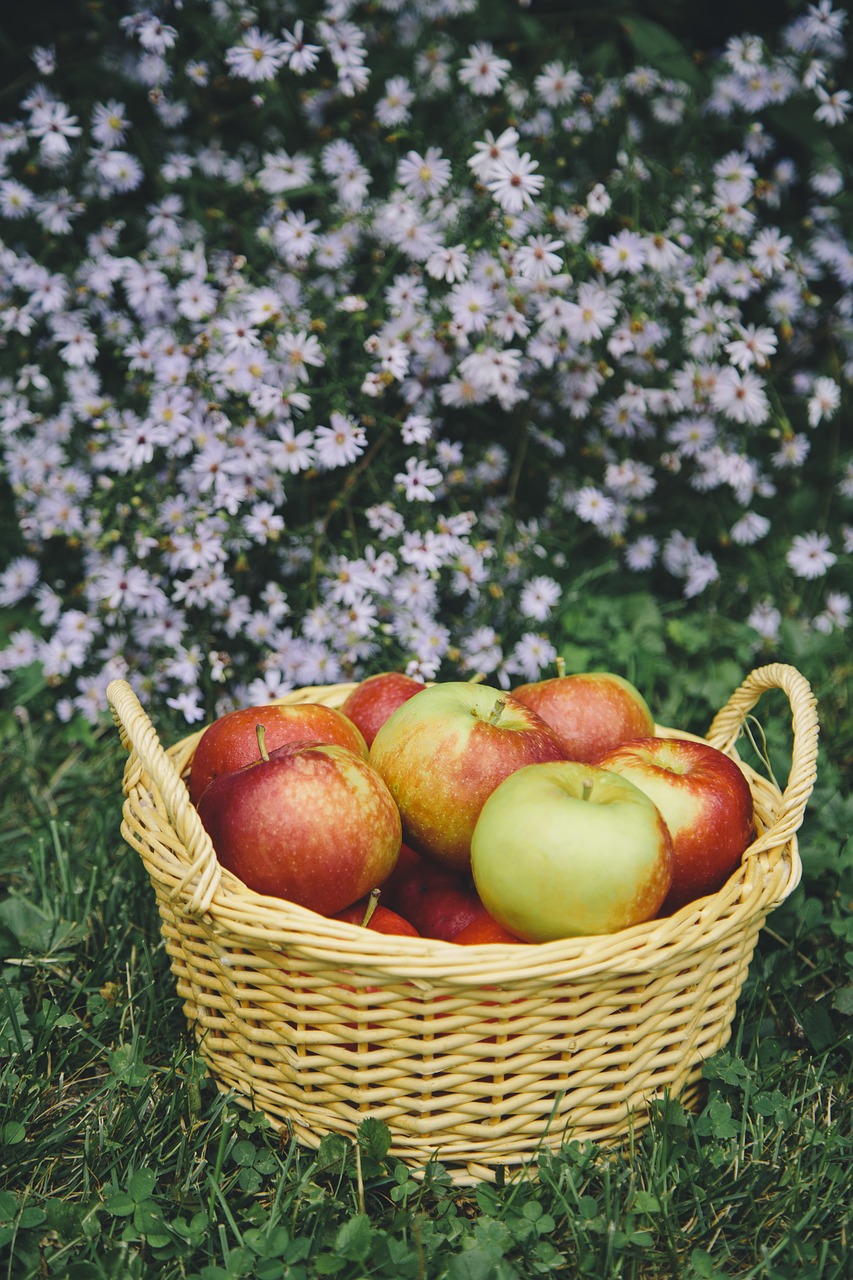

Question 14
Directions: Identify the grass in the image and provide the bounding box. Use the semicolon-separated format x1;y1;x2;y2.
1;647;851;1280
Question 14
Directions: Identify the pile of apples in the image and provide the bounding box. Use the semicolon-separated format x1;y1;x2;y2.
189;669;756;944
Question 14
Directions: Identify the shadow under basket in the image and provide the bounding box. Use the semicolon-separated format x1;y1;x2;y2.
108;663;819;1185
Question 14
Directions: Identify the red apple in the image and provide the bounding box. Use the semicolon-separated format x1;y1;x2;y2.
471;760;674;941
511;670;655;763
452;913;527;944
340;672;426;747
368;681;567;873
189;702;368;802
196;741;401;914
594;736;755;913
333;893;420;937
380;846;486;940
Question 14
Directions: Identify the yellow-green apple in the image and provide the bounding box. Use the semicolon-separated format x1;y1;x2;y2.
594;736;755;913
340;671;426;747
470;761;674;941
511;670;655;763
196;741;401;914
189;702;368;803
368;682;567;873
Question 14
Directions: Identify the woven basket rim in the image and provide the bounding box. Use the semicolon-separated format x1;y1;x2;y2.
111;662;819;983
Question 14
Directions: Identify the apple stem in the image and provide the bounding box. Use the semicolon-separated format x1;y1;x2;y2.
360;888;381;927
555;655;566;678
256;723;270;762
581;778;594;802
487;698;506;725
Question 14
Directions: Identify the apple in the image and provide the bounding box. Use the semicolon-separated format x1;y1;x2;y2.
593;736;755;913
196;740;401;914
452;913;527;944
511;670;655;763
470;761;674;941
380;845;486;940
188;702;368;802
368;681;567;873
333;891;420;937
340;671;426;747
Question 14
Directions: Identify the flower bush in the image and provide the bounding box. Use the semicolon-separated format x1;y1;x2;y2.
0;0;850;725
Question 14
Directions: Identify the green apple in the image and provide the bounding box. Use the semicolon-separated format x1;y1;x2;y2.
470;761;674;941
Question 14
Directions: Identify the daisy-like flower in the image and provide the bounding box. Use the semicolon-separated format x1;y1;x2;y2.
814;83;852;124
28;100;81;163
711;367;770;425
599;229;648;276
574;486;616;526
314;412;366;468
519;575;561;620
807;376;841;426
813;591;851;633
514;235;564;281
786;531;837;579
224;27;286;82
625;536;659;571
375;75;415;127
773;434;811;468
485;150;544;213
395;457;443;501
458;41;512;96
467;126;520;182
396;147;452;200
280;20;321;75
730;512;771;544
725;323;778;370
747;600;782;641
426;243;469;283
748;226;792;275
534;60;582;106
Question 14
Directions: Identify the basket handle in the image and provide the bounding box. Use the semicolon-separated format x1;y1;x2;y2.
107;679;222;914
705;663;819;858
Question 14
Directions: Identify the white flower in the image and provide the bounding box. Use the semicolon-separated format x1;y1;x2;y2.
314;413;366;469
485;150;544;213
574;486;616;526
807;376;841;427
711;367;770;425
458;42;512;96
599;229;647;275
225;28;286;82
394;457;443;501
397;147;452;199
725;324;778;370
786;531;837;579
814;84;852;125
730;512;771;544
519;575;561;621
467;126;520;182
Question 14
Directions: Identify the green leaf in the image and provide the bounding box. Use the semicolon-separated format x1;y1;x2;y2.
1;1121;25;1145
357;1116;391;1162
104;1192;136;1217
619;16;704;90
799;1002;836;1052
832;985;853;1016
335;1212;372;1261
127;1168;156;1202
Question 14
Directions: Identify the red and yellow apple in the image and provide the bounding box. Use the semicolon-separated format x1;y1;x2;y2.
470;760;674;941
594;736;755;913
511;670;655;763
452;913;527;944
368;681;567;872
340;671;426;747
196;741;401;914
188;702;368;802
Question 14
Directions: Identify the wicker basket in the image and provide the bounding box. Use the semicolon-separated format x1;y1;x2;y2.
108;663;818;1184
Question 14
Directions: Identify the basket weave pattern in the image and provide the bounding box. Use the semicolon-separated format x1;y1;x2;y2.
108;664;818;1183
